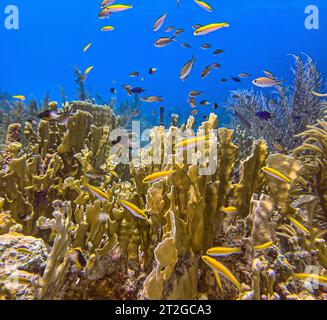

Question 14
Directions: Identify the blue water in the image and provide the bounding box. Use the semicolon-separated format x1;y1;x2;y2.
1;0;326;125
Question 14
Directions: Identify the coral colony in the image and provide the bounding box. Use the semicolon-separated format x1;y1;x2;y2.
0;0;326;301
0;57;327;299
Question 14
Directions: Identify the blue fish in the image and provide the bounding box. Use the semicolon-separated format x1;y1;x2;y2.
255;111;272;121
131;87;146;94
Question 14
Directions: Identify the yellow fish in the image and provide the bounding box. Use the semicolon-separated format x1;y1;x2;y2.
214;271;223;292
202;255;242;290
143;170;176;184
120;199;147;220
82;182;110;201
12;95;26;101
207;241;273;257
101;25;114;31
16;247;34;255
104;4;132;12
194;0;213;12
68;248;87;269
194;23;230;36
253;241;274;251
206;247;242;257
261;167;292;184
175;135;210;150
287;215;310;235
222;206;238;214
290;273;327;286
83;42;92;52
84;66;94;75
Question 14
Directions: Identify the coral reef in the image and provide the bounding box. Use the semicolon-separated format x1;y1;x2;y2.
227;55;324;153
0;98;326;301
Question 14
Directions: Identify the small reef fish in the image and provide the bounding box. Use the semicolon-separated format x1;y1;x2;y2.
175;135;210;150
132;109;141;117
189;90;204;98
252;77;283;88
141;96;163;103
82;182;110;201
220;78;228;83
191;109;198;115
273;141;286;153
192;24;203;30
86;168;110;179
119;199;147;220
194;0;213;12
234;111;251;129
174;28;185;36
181;42;192;48
129;71;140;77
164;26;175;32
131;87;146;94
239;73;252;78
98;8;112;19
201;43;212;49
122;84;133;96
201;65;212;78
231;76;241;83
149;67;158;75
261;167;292;184
180;56;196;81
312;91;327;97
103;4;132;13
256;111;272;121
16;247;34;255
253;71;284;88
253;241;274;251
12;95;26;101
213;102;219;109
202;255;242;291
38;109;72;125
263;70;274;78
101;0;115;8
207;247;242;257
287;215;310;235
207;241;273;257
154;36;176;48
110;88;117;94
101;25;114;31
85;66;94;75
67;248;87;269
194;23;230;36
200;100;210;106
213;49;225;55
289;273;327;287
153;12;167;32
83;42;92;52
222;206;238;214
210;63;222;69
143;170;176;184
5;270;36;285
188;97;197;108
